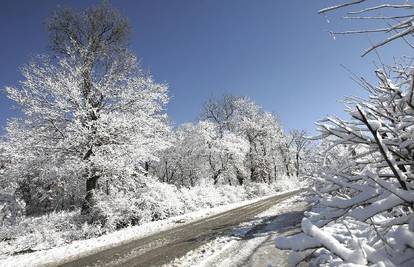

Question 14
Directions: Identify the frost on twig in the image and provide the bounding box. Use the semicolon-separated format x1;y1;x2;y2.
319;1;414;56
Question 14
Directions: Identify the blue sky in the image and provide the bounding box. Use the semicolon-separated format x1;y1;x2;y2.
0;0;410;134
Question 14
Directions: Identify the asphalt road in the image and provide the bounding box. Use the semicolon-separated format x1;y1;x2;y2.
59;189;302;267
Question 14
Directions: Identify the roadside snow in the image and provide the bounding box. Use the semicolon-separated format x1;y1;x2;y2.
164;193;307;267
0;190;299;267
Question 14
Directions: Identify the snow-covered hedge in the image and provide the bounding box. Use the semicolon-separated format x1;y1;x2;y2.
0;177;299;256
276;64;414;266
95;178;300;231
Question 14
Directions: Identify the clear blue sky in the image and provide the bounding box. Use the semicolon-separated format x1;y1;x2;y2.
0;0;410;134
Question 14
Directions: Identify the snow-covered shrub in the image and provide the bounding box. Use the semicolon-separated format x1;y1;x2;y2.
1;141;86;216
178;182;290;212
1;173;291;257
276;63;414;266
244;182;275;198
197;184;247;206
95;180;185;230
0;210;103;255
217;184;249;203
137;181;184;222
178;185;215;211
94;191;142;230
273;175;302;192
0;193;25;226
244;178;300;199
182;184;230;209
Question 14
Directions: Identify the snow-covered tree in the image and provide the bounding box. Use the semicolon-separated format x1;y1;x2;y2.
274;4;414;265
3;3;170;215
153;121;249;186
152;123;209;187
201;95;291;183
319;0;414;56
290;129;310;177
276;61;414;266
153;95;294;188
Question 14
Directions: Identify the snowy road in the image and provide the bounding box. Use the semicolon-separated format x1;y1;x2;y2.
166;192;307;267
60;189;303;267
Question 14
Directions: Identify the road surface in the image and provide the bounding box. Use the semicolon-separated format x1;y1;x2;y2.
60;189;302;267
187;194;307;267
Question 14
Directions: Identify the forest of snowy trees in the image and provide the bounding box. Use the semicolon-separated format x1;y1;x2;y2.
151;95;311;187
0;3;310;256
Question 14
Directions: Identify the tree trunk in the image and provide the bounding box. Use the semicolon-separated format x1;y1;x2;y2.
81;174;99;214
213;173;219;185
80;63;101;215
236;169;244;185
106;180;110;195
296;153;300;176
285;163;291;176
250;166;257;182
212;169;222;185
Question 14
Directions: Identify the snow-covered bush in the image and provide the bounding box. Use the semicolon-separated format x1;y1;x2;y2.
276;62;414;266
94;179;185;230
244;182;275;198
134;181;184;222
0;193;25;226
273;175;302;191
217;184;250;203
180;184;226;209
244;177;301;198
0;210;104;256
1;175;293;257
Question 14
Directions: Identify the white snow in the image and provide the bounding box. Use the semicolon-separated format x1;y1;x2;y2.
0;190;299;267
164;193;306;267
301;218;367;265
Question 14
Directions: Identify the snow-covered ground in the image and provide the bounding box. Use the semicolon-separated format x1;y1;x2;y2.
0;190;299;267
164;193;307;267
